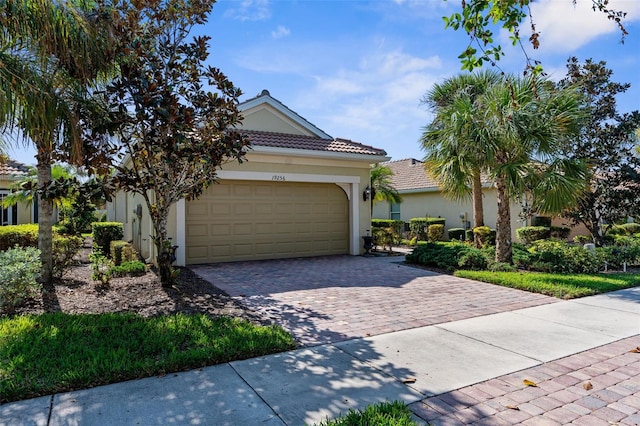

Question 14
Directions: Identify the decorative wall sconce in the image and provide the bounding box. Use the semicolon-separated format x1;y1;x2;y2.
363;185;372;201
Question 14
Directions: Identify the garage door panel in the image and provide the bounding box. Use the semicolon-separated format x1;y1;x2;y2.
186;180;349;264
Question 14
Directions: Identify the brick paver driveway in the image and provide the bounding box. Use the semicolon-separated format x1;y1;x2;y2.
190;255;557;347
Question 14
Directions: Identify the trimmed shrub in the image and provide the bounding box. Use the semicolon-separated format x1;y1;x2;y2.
473;226;495;246
573;235;593;245
372;227;401;251
427;224;445;242
620;222;640;235
409;217;446;241
111;260;147;277
516;226;550;245
110;240;137;266
549;226;571;240
0;224;38;251
448;228;466;242
52;235;83;279
92;222;124;256
0;246;42;310
526;240;604;274
458;249;488;270
406;241;491;272
465;229;473;242
531;216;552;227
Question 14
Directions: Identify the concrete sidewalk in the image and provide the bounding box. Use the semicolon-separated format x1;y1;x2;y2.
1;287;638;425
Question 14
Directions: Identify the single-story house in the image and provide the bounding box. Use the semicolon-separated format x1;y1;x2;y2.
107;90;389;265
372;158;525;240
0;158;34;226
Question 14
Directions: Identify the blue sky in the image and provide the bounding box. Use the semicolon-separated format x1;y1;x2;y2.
7;0;640;166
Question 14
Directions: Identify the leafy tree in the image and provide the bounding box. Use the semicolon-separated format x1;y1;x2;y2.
420;70;504;244
444;0;628;73
483;76;587;263
370;164;401;207
559;58;640;245
0;0;114;283
98;0;249;286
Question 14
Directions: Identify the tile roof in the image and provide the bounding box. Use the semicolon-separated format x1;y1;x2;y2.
384;158;494;191
243;130;387;157
383;158;440;191
0;158;29;178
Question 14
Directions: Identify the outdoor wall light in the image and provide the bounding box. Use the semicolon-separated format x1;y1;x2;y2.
363;185;372;201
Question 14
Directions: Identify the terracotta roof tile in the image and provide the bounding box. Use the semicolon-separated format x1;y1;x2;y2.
383;158;439;191
0;158;29;178
243;130;387;156
384;158;494;191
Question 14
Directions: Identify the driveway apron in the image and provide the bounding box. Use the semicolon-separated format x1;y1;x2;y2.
190;255;557;347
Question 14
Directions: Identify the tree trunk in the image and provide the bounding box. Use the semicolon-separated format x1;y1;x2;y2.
36;149;53;285
495;173;513;264
151;207;175;287
472;170;484;247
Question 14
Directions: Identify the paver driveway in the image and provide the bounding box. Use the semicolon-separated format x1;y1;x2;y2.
191;255;558;347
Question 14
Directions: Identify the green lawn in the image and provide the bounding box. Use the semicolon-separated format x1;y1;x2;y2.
315;401;417;426
0;312;295;403
454;270;640;299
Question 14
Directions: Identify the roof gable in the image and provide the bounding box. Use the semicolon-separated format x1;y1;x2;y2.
238;90;332;139
0;158;29;179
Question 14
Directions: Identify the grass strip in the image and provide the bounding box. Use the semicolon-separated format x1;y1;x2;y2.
0;312;295;403
315;401;417;426
454;270;640;299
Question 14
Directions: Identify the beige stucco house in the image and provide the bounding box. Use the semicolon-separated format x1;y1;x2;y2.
372;158;525;240
0;158;34;226
107;90;388;265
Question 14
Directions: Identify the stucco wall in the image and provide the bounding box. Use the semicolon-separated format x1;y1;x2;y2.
373;188;524;241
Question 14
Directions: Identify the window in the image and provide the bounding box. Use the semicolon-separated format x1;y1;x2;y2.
390;202;401;221
0;191;18;226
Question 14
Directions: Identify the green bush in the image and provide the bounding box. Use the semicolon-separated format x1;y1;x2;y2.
52;235;83;279
371;219;405;233
372;227;401;251
110;240;137;266
531;216;552;227
473;226;495;246
110;260;147;277
409;217;446;240
0;246;42;310
516;226;550;245
620;222;640;235
0;224;38;251
92;222;124;256
526;239;604;274
406;242;463;271
465;229;473;242
549;226;571;240
448;228;466;241
573;235;593;245
89;252;113;285
427;224;445;242
458;249;488;270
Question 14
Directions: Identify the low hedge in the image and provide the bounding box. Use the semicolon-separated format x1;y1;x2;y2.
409;217;446;240
0;224;38;251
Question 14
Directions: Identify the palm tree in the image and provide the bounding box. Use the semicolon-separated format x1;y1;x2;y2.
483;76;587;263
0;1;114;283
420;70;503;245
370;164;402;208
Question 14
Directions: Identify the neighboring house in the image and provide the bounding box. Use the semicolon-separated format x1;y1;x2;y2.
107;90;389;265
371;158;524;240
0;158;34;226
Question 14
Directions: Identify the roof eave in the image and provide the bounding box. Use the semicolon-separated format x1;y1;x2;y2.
250;145;390;162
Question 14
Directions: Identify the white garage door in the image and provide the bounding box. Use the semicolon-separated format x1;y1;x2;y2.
185;180;349;264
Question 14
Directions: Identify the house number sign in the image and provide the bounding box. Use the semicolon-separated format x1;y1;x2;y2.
271;175;286;181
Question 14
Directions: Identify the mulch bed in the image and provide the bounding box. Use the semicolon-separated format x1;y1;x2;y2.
3;246;263;324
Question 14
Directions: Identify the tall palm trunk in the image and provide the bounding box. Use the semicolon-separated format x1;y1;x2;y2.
471;170;484;247
495;172;512;264
36;146;53;285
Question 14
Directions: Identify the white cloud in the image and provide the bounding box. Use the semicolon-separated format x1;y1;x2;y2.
294;50;447;156
271;25;290;39
224;0;271;22
521;0;640;53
